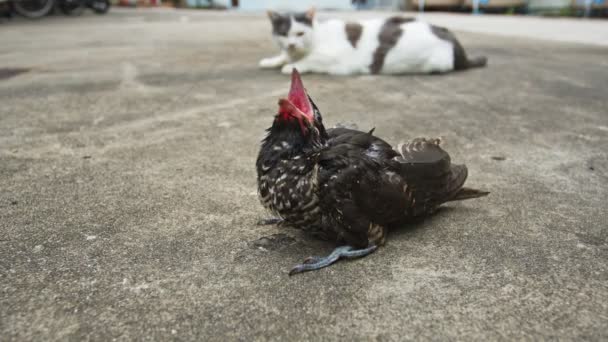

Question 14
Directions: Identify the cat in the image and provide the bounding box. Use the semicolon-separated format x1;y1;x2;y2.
259;8;487;76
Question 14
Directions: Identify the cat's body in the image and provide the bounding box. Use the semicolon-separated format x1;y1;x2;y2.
260;9;487;76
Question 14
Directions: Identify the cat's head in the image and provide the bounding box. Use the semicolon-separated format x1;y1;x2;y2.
266;8;315;61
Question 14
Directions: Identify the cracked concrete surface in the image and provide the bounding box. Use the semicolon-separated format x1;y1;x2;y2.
1;9;607;341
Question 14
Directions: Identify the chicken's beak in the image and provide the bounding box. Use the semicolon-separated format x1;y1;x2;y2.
277;69;314;122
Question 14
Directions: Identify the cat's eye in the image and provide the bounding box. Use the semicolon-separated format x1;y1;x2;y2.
296;32;305;37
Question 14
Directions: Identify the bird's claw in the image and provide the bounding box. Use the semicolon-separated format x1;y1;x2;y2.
289;245;378;276
303;256;321;264
257;217;284;226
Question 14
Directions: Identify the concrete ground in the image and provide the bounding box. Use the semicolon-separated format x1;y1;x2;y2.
1;8;607;341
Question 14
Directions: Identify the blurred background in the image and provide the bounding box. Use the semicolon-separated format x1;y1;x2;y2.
2;0;607;20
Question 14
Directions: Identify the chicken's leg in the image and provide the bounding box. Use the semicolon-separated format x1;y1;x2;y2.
289;245;378;276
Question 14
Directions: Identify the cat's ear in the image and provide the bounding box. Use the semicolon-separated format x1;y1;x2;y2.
267;10;280;21
305;7;316;21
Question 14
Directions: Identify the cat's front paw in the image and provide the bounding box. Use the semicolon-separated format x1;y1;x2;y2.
281;64;296;74
259;58;279;69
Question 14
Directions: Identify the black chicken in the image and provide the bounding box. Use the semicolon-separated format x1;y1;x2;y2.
257;69;488;275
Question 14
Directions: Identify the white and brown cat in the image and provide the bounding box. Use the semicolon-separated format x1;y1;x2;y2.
259;8;487;75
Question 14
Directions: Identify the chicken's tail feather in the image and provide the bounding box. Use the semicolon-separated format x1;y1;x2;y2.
445;164;489;202
448;187;490;202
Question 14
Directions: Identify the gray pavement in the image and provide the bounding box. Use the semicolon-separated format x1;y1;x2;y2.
1;9;608;341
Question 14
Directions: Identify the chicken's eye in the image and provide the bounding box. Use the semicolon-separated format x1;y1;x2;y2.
296;32;305;37
314;110;322;121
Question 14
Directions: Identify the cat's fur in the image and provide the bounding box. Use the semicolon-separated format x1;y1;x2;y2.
259;8;487;75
